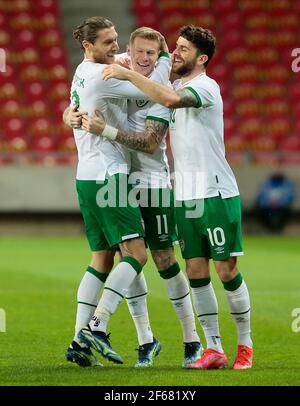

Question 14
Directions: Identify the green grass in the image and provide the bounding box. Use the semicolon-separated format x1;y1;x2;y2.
0;236;300;386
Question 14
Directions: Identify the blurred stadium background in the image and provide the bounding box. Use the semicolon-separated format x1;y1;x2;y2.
0;0;300;386
0;0;300;233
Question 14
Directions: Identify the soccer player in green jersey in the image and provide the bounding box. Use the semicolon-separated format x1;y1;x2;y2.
80;27;202;367
68;26;203;367
95;25;253;370
64;17;171;367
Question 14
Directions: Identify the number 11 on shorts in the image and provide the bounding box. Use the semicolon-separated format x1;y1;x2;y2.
156;214;168;235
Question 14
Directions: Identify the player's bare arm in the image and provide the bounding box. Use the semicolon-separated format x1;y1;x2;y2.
81;110;168;154
116;119;168;154
102;65;198;108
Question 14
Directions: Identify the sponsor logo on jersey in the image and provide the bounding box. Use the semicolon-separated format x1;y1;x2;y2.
73;73;85;88
159;233;168;242
215;246;225;254
136;100;149;108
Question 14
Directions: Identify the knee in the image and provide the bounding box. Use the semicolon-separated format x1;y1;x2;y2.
186;258;210;279
120;238;148;267
215;259;238;282
134;250;148;267
151;248;176;271
90;250;115;273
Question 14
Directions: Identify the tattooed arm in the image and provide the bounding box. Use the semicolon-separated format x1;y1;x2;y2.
102;64;200;108
116;119;168;154
81;110;168;154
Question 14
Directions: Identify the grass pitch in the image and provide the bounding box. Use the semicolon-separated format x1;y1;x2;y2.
0;235;299;386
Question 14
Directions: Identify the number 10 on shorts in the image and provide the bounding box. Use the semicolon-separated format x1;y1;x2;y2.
207;227;225;246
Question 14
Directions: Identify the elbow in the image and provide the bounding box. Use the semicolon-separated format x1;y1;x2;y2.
145;146;156;155
146;142;158;154
164;93;181;108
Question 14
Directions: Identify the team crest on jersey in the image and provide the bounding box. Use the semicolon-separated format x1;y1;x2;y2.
136;100;149;108
170;109;176;123
179;239;185;252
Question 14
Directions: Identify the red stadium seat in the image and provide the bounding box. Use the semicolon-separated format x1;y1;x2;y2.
57;135;76;152
212;0;235;15
280;135;300;152
48;64;69;82
29;99;48;117
209;64;230;83
0;65;18;84
24;81;48;102
0;81;18;99
29;117;52;137
221;12;244;31
235;100;259;119
31;135;57;152
7;136;29;152
0;29;10;47
4;118;27;139
226;46;248;67
11;0;31;13
233;64;257;81
133;0;156;14
20;64;47;82
34;0;58;16
53;99;70;119
50;81;70;101
224;117;237;138
136;13;160;30
36;12;57;29
0;11;6;29
251;135;277;152
1;99;22;118
10;12;34;29
225;135;247;152
39;28;62;48
15;29;35;48
43;46;67;67
245;13;269;30
20;47;40;65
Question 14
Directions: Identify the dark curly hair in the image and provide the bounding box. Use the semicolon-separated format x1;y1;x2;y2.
179;25;216;67
73;17;114;50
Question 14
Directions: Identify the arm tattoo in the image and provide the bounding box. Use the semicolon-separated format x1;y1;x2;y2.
175;88;199;108
115;120;168;153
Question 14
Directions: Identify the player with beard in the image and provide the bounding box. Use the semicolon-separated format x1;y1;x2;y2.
64;17;171;368
93;25;253;370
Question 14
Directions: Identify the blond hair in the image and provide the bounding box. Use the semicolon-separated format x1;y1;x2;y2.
129;27;162;51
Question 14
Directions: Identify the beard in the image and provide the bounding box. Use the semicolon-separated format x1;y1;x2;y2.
172;56;198;77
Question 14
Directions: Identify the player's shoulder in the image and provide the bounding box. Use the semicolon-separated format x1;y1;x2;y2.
190;73;220;94
192;73;218;86
75;60;106;77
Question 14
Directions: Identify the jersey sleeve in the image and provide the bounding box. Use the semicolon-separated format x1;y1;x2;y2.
94;70;150;100
146;103;170;126
149;54;172;85
185;80;219;108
